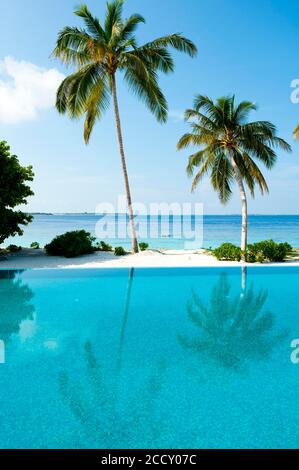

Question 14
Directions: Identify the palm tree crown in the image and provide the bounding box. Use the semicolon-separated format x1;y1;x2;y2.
53;0;197;143
177;95;291;203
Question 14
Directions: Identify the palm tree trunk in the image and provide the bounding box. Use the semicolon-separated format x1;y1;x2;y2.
113;267;135;405
241;265;247;294
228;150;248;260
111;74;139;253
116;267;134;377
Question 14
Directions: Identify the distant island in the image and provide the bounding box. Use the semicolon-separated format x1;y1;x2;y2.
30;212;54;216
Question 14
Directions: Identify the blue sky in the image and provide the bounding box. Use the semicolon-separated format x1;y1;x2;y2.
0;0;298;214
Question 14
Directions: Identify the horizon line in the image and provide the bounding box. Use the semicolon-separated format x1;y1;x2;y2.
28;212;299;216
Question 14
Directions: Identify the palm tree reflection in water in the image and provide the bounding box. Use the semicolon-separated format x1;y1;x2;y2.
58;341;166;447
178;272;286;370
58;268;166;447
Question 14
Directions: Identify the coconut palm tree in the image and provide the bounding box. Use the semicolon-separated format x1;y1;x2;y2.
53;0;197;253
177;95;291;259
294;124;299;140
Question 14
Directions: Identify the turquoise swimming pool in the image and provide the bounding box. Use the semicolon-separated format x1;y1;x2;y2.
0;267;298;449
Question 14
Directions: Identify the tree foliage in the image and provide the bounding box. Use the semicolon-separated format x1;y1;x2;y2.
52;0;197;143
45;230;96;258
0;141;34;244
177;95;291;203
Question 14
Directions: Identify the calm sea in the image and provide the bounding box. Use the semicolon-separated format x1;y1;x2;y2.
3;214;299;250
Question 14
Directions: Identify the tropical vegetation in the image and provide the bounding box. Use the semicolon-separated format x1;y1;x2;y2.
246;240;292;262
95;241;113;252
6;244;22;253
114;246;127;256
213;240;292;263
53;0;197;253
45;230;96;258
212;243;242;262
0;141;34;245
30;242;40;249
177;95;291;260
139;242;149;251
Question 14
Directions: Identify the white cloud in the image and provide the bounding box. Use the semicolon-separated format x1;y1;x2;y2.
0;56;64;124
169;109;185;123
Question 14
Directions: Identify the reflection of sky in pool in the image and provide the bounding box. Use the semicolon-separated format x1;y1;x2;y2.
0;267;298;449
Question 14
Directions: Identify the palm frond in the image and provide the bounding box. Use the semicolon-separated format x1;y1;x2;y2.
177;132;207;150
233;151;256;197
124;64;168;123
57;64;102;119
193;95;224;124
53;47;91;67
234;101;257;123
217;95;234;122
294;123;299;140
269;136;292;152
210;153;233;203
53;27;95;59
186;149;209;176
184;108;201;121
118;14;145;42
84;75;110;143
74;4;106;41
239;121;291;153
56;73;77;114
128;46;174;73
239;139;277;169
242;153;269;195
142;33;197;57
105;0;124;40
239;120;276;139
191;153;215;192
184;109;217;133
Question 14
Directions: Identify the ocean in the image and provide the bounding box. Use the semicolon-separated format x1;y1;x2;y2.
3;214;299;249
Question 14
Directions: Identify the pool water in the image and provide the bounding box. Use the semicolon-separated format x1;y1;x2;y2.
0;267;298;449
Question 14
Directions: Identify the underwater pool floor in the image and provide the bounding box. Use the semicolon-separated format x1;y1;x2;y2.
0;267;298;449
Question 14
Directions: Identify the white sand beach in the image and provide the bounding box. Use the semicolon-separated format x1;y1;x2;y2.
1;248;299;269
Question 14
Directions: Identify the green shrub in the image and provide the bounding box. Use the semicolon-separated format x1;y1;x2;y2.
95;241;113;252
139;242;149;252
213;240;292;263
245;250;256;263
7;244;22;253
30;242;40;249
45;230;96;258
248;240;292;262
114;246;127;257
256;252;266;263
212;243;242;261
